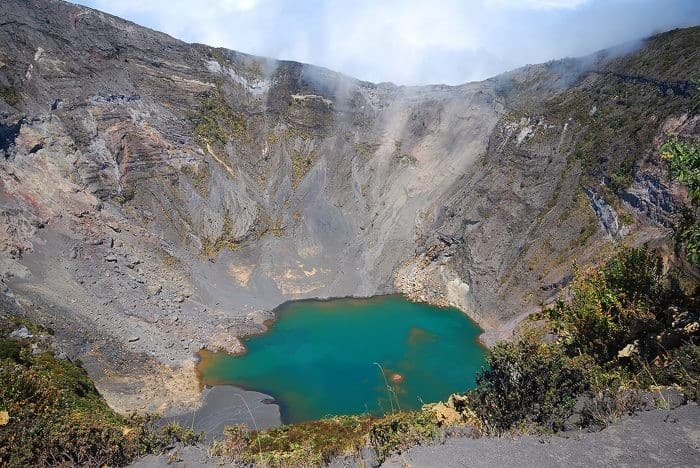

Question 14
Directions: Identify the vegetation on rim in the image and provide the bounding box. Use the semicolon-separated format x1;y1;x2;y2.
209;410;438;466
0;315;203;467
661;137;700;265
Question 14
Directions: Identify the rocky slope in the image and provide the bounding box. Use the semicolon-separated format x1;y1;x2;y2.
0;0;698;414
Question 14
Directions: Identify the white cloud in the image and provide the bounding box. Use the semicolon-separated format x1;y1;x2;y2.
220;0;259;12
487;0;591;9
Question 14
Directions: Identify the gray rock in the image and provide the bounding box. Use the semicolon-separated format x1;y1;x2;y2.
9;326;32;339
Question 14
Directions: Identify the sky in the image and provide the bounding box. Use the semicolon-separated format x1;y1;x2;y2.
72;0;700;86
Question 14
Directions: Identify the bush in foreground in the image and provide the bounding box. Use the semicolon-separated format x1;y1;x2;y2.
467;247;697;435
0;327;202;467
467;340;590;433
210;411;438;466
212;415;371;466
660;138;700;265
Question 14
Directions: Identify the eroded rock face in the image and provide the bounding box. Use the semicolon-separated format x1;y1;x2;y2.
0;0;697;412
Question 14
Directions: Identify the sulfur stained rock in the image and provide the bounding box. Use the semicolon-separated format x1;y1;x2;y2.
430;402;462;426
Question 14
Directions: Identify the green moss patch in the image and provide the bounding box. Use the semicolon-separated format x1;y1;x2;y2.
190;89;247;147
291;150;315;188
0;87;19;106
200;216;242;258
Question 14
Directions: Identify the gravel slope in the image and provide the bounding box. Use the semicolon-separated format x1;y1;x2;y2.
382;404;700;468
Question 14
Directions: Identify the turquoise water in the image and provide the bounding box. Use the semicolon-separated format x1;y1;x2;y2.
198;296;486;423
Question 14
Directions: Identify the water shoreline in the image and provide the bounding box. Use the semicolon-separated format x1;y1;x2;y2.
168;384;282;440
195;295;486;426
196;292;488;367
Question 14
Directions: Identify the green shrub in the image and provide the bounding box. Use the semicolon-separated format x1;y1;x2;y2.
232;415;371;466
465;247;696;435
661;139;700;204
661;138;700;264
467;339;589;433
0;87;19;106
0;339;22;361
646;343;700;400
538;247;697;403
549;270;624;361
547;248;677;364
369;410;437;460
0;340;202;466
